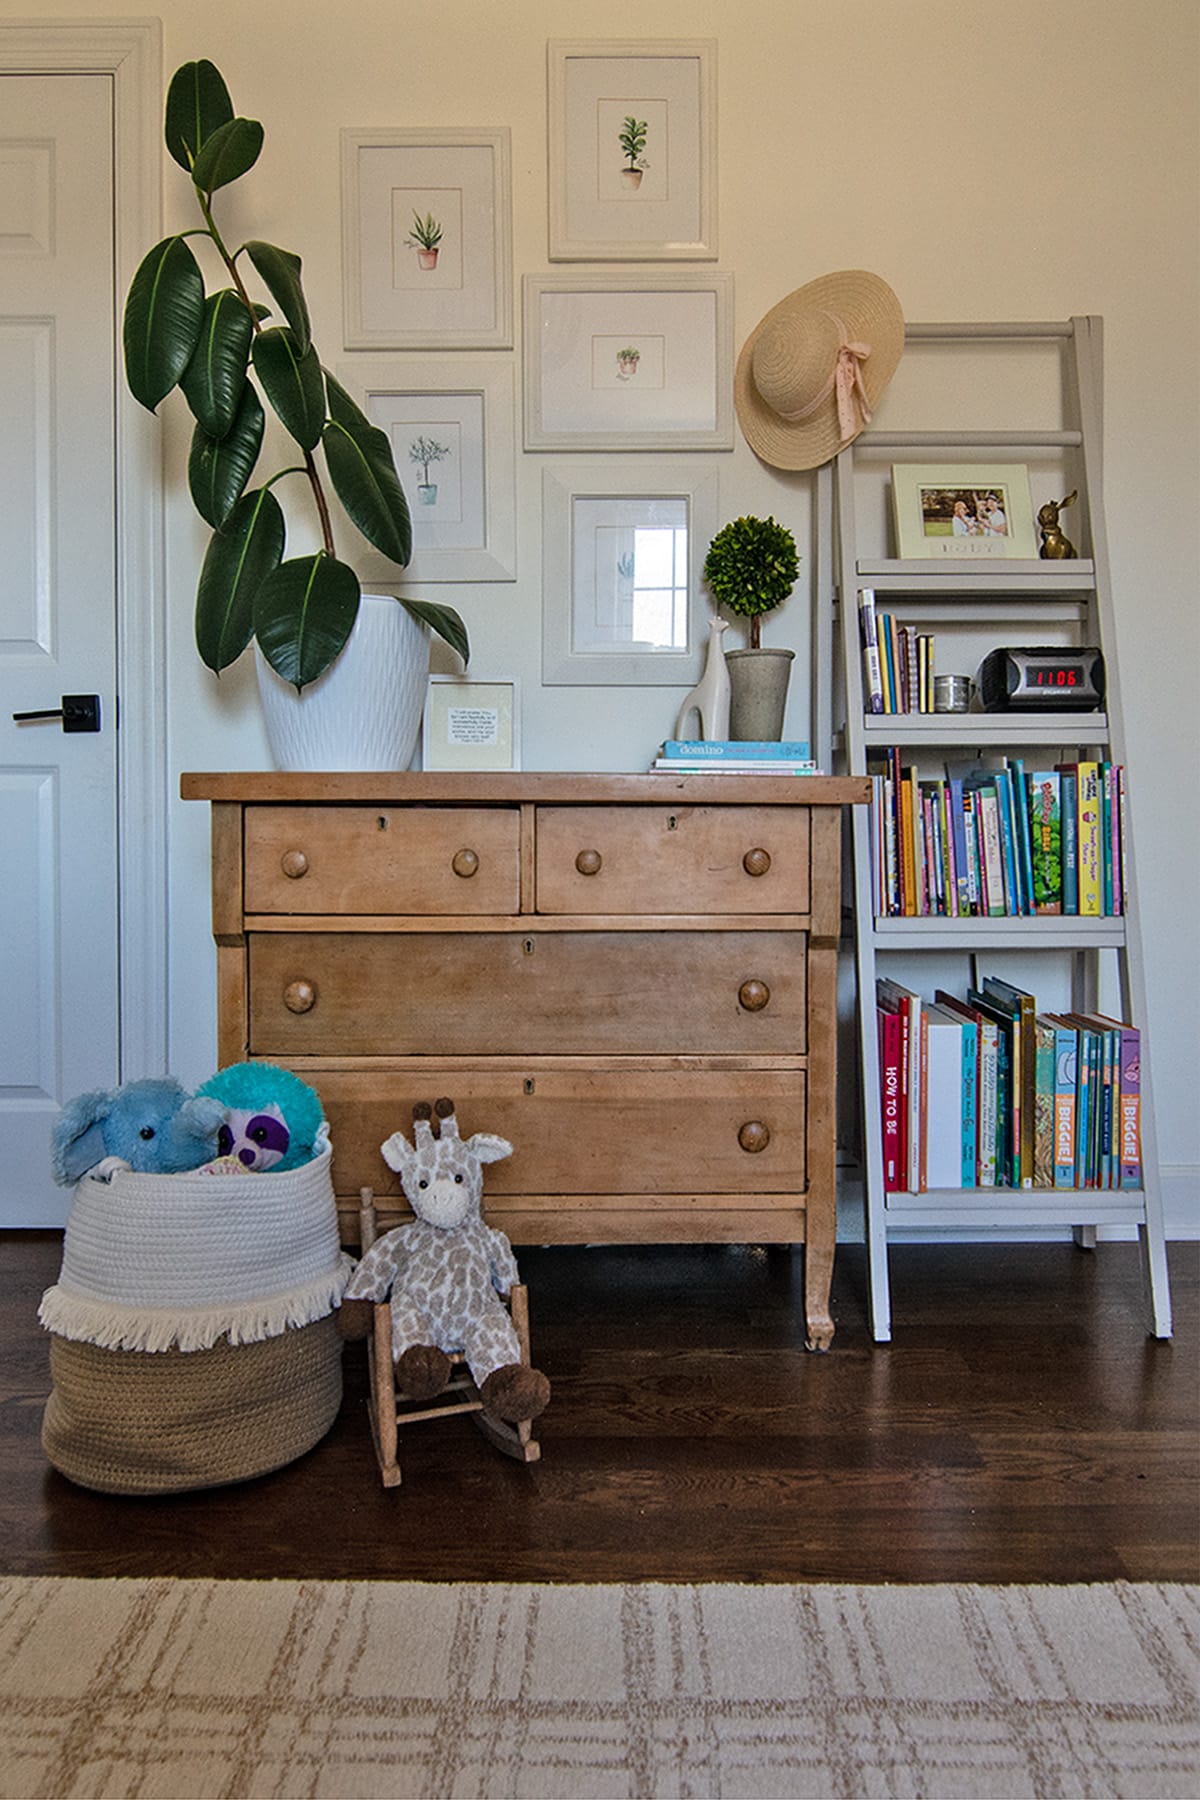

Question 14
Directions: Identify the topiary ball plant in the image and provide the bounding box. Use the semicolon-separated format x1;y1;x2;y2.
703;515;799;649
123;58;467;691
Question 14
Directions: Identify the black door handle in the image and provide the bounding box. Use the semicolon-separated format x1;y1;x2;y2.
12;694;101;733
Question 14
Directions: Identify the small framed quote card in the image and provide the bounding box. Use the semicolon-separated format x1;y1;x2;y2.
422;677;520;772
891;463;1038;559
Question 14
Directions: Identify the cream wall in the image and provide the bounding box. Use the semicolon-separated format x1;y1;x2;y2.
11;1;1197;1220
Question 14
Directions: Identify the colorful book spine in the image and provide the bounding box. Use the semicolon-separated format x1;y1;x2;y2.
1027;771;1063;915
661;739;812;760
857;589;884;714
959;1013;979;1186
877;1006;904;1191
1033;1018;1057;1188
1043;1017;1078;1187
1058;765;1079;913
1075;761;1102;915
1117;1025;1142;1189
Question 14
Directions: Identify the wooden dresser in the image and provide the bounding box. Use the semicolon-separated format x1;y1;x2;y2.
182;772;868;1348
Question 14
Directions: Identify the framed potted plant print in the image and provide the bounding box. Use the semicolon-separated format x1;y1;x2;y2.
336;359;516;583
523;272;734;451
547;39;717;260
340;128;512;349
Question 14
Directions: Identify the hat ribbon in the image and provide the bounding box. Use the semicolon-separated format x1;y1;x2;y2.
776;322;874;438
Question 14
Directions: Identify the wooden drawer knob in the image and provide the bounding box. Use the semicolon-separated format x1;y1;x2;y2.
739;979;771;1012
738;1120;771;1154
280;849;308;879
283;980;317;1015
743;847;772;877
451;848;480;879
575;848;603;876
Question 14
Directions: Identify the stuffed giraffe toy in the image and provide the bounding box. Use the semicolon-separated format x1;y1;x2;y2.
337;1099;550;1425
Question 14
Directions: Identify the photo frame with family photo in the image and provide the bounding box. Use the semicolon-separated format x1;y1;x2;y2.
891;464;1038;559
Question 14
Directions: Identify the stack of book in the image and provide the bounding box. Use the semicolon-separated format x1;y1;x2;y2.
857;588;935;714
867;750;1126;918
876;974;1141;1194
651;739;822;774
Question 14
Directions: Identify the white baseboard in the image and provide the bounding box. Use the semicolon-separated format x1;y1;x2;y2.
836;1165;1200;1243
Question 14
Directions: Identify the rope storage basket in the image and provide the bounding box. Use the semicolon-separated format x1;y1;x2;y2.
39;1146;353;1494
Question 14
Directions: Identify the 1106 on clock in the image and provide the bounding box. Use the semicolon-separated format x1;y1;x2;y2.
978;645;1106;712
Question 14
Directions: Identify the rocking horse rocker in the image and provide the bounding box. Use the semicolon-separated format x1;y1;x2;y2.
338;1098;550;1486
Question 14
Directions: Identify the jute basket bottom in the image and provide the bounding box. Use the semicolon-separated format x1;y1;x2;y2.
42;1316;343;1496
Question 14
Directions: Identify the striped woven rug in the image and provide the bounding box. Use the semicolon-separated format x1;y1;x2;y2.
1;1577;1196;1797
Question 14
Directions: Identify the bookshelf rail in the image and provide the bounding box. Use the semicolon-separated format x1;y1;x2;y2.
833;316;1171;1343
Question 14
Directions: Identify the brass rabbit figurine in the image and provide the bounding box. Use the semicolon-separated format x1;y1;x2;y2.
1038;490;1078;559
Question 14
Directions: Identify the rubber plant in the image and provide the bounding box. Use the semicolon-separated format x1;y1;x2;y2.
123;59;467;690
702;515;799;648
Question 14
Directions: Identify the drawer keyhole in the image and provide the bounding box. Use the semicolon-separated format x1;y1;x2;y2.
523;1077;536;1094
523;937;536;955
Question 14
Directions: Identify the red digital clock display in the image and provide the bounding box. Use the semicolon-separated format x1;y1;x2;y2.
979;647;1105;711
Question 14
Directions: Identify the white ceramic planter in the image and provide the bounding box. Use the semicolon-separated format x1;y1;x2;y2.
255;593;429;772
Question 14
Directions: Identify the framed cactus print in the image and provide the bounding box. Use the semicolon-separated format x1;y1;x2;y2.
340;128;512;349
547;40;717;260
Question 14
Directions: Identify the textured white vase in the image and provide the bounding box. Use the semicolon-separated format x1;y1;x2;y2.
255;593;429;772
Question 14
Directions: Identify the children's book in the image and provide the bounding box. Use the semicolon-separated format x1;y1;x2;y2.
1027;771;1063;914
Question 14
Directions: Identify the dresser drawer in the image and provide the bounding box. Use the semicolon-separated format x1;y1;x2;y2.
243;805;520;914
535;805;811;914
249;930;807;1057
311;1066;807;1202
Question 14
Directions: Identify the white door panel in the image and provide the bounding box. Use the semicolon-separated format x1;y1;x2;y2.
1;74;119;1224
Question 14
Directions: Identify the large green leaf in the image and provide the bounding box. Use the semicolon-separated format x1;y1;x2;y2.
244;242;310;354
322;375;412;568
254;553;361;690
194;486;285;673
180;289;255;438
123;236;205;411
165;60;234;173
251;327;325;451
188;382;265;527
190;116;264;193
400;598;470;667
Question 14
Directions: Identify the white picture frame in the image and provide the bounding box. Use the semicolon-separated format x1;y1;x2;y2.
336;359;516;584
891;463;1038;559
523;272;734;451
542;461;721;686
340;128;512;350
422;676;520;772
547;39;717;261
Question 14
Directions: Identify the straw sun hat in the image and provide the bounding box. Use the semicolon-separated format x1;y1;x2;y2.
734;270;904;471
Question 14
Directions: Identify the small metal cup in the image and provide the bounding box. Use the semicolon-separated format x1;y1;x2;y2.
933;674;972;713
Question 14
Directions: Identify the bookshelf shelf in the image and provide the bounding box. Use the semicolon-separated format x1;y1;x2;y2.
833;316;1171;1343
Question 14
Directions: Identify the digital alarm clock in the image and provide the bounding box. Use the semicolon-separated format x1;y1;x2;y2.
978;646;1105;712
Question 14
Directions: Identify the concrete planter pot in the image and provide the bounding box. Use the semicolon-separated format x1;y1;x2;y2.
725;647;795;742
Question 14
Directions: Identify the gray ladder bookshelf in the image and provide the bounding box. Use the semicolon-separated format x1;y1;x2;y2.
833;316;1172;1342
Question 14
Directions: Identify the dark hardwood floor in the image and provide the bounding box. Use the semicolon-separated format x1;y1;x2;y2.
2;1231;1196;1585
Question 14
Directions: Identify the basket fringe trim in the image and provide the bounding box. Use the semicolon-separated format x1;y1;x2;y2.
38;1255;354;1354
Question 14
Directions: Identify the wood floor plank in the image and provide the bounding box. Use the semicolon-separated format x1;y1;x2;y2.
1;1231;1195;1584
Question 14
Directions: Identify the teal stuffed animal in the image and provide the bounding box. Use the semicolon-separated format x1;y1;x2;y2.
194;1063;326;1172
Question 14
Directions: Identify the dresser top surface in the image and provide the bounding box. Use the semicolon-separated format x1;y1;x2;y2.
181;771;870;806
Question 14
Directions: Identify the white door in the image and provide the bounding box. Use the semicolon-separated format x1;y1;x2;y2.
1;73;120;1223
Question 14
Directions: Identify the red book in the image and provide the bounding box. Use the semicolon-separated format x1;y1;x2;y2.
877;1007;904;1191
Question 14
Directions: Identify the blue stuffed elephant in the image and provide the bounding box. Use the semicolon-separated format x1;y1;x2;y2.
50;1076;227;1186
